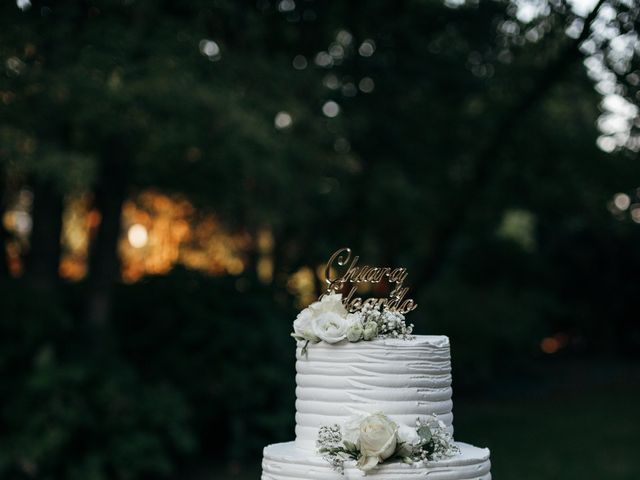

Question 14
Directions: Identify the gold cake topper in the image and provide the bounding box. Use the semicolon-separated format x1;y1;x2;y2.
322;247;418;314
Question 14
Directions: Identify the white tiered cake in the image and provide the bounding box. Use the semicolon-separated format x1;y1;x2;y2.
261;248;491;479
261;336;491;479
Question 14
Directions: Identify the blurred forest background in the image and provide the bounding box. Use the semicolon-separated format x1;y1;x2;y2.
1;0;639;479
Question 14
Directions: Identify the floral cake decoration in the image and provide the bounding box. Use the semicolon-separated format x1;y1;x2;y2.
291;293;414;354
291;247;418;354
316;412;459;474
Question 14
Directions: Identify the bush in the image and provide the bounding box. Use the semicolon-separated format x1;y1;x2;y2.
0;281;195;480
420;238;557;390
112;268;297;462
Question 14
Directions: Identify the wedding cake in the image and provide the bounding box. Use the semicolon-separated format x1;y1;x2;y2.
261;248;491;479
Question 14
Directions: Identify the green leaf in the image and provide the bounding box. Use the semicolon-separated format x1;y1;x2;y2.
418;425;432;443
343;440;358;453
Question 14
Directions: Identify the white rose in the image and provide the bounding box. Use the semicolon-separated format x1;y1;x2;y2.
310;293;348;317
356;455;380;472
292;307;320;342
357;413;398;471
342;414;365;448
397;424;422;457
312;312;350;344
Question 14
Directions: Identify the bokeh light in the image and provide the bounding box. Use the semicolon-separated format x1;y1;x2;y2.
541;337;560;354
341;82;357;97
358;39;376;57
127;224;148;249
613;193;631;211
277;0;295;13
274;111;293;129
315;51;333;68
16;0;30;11
323;74;340;90
329;43;345;60
199;39;221;61
292;55;307;70
359;77;375;93
336;30;353;46
540;332;569;354
596;135;616;152
322;100;340;118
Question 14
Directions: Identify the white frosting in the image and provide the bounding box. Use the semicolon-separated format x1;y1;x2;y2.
294;335;453;450
262;441;491;480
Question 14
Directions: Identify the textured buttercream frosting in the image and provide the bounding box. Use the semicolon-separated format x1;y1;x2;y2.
294;335;453;450
262;441;491;480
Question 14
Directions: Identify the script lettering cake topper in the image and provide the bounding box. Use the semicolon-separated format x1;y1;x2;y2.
322;247;418;314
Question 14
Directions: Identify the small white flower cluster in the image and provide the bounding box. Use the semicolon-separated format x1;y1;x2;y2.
316;413;458;474
318;424;343;446
316;424;356;473
355;303;414;340
412;414;460;462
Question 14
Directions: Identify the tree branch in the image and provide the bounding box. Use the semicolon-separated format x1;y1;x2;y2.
416;0;607;289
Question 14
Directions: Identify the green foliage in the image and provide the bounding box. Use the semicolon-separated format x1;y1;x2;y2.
0;0;639;477
2;356;194;480
419;236;558;386
112;268;297;460
0;273;297;478
0;281;195;480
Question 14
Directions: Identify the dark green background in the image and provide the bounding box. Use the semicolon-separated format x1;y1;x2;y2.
1;1;639;479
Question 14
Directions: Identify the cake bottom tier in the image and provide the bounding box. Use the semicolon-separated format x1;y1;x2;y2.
262;441;491;480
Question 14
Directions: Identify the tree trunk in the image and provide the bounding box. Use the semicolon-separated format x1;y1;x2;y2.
85;135;130;330
24;178;64;290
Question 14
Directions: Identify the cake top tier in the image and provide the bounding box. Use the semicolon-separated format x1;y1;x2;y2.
293;333;454;451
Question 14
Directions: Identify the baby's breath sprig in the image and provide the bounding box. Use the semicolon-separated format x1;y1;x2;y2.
316;425;358;473
356;303;414;340
411;415;460;462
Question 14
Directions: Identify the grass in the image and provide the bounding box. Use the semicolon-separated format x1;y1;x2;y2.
210;367;640;480
454;383;640;480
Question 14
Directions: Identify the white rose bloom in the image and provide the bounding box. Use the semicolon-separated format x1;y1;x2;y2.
310;293;347;317
312;312;350;344
342;414;365;448
397;424;421;456
357;455;380;472
292;307;320;342
357;413;398;471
